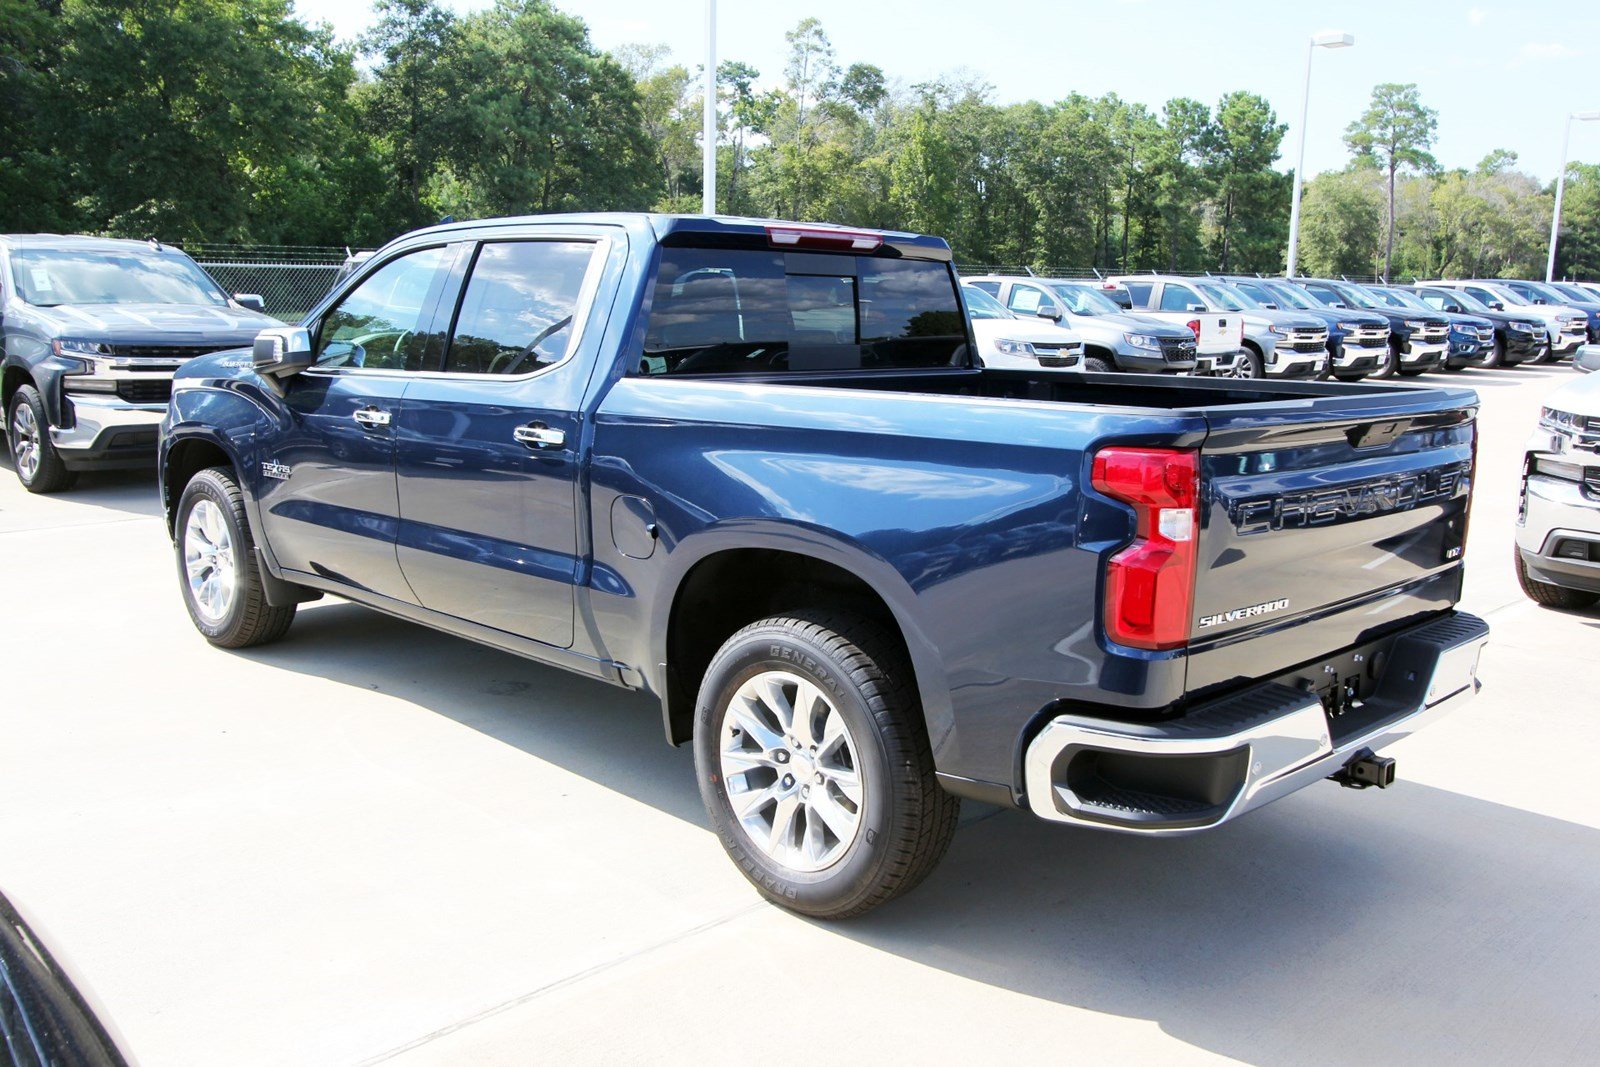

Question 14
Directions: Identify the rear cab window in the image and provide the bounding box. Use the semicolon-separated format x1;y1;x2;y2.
637;248;969;377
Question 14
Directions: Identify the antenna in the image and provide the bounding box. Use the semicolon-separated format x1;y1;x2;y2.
1023;266;1035;277
146;236;163;251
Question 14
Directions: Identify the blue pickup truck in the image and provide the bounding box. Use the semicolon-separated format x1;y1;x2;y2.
158;214;1489;917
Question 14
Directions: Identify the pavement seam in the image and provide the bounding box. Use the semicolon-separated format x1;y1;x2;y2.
354;900;769;1065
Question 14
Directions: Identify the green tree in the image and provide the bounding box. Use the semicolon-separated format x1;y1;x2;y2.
360;0;459;232
1202;91;1287;271
0;0;72;231
614;43;700;211
1344;82;1439;280
1298;168;1384;277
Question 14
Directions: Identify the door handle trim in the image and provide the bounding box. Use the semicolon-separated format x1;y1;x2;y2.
352;407;391;428
514;424;566;449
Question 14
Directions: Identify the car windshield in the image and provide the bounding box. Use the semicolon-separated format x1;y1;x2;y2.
1377;288;1432;311
962;286;1013;320
1212;283;1265;310
8;246;229;308
1364;287;1413;310
1435;288;1492;313
1049;284;1122;315
1516;280;1574;305
1264;281;1321;311
1330;283;1382;310
1550;283;1592;302
1195;282;1246;311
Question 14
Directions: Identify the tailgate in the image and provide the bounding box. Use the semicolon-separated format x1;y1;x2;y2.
1186;388;1477;695
1195;313;1240;355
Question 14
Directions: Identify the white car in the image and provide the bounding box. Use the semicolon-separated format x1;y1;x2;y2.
1517;371;1600;609
962;284;1084;370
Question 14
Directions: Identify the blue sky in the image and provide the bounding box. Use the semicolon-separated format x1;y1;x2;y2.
296;0;1600;183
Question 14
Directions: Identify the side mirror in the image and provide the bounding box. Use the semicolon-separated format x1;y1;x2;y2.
233;293;266;313
252;326;313;378
1263;302;1279;310
1489;301;1504;310
1330;302;1348;309
1035;305;1062;321
1188;303;1207;313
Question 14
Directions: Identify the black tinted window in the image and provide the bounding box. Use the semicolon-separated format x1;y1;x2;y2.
1123;280;1153;306
317;247;448;371
446;241;596;375
638;248;967;376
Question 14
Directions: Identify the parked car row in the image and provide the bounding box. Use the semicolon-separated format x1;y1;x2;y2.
958;270;1600;384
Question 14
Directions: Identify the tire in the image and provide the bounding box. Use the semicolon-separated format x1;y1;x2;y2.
1484;336;1505;368
1082;356;1114;373
1528;342;1553;366
1515;548;1599;610
6;385;77;493
1232;348;1263;378
694;610;960;919
1368;343;1399;379
174;466;297;647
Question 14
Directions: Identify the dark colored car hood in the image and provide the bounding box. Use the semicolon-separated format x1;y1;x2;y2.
29;301;279;347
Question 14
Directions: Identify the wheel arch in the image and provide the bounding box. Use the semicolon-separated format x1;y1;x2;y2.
162;430;240;537
652;530;949;754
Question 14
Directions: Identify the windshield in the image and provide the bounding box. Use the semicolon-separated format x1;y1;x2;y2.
1263;281;1321;311
1364;287;1414;310
1049;283;1123;315
1376;287;1432;311
1432;287;1491;314
8;246;229;308
1516;280;1575;305
962;286;1013;320
1550;283;1593;302
1195;282;1246;311
1330;282;1383;310
1212;282;1264;310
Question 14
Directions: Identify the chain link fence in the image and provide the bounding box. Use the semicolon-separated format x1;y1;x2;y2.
182;244;370;322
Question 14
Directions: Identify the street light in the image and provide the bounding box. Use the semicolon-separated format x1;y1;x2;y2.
1544;109;1600;282
1285;31;1355;277
702;0;718;215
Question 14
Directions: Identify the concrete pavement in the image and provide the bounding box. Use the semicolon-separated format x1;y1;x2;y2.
1;362;1596;1066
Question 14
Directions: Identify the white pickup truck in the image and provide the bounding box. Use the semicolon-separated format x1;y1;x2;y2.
1114;276;1246;375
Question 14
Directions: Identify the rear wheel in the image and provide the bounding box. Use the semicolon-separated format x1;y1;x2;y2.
174;467;297;647
6;385;77;494
694;610;959;919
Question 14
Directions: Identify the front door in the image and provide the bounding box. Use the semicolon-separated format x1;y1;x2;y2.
395;237;605;648
257;244;454;603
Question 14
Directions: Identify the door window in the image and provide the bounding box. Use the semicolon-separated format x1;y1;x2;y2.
1159;284;1198;312
1006;285;1046;314
1123;280;1153;306
445;241;598;375
315;246;449;371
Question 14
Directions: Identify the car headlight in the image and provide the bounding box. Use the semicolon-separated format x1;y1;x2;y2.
993;338;1036;357
1404;319;1425;330
51;339;114;357
1123;333;1161;349
1267;325;1291;337
1508;322;1533;334
1540;407;1580;432
1337;321;1362;331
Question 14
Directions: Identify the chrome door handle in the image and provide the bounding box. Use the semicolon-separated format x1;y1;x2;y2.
513;424;565;449
352;407;391;428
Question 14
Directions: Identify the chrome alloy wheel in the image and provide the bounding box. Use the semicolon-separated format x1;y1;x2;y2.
10;401;40;482
719;670;864;873
1227;355;1254;378
183;499;237;623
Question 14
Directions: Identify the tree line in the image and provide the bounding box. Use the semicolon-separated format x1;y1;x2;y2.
2;0;1595;278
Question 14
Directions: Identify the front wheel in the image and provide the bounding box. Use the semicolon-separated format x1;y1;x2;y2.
1516;549;1599;610
7;385;77;493
174;467;297;647
1231;349;1262;378
1528;342;1553;365
694;611;959;919
1368;344;1399;379
1483;336;1505;368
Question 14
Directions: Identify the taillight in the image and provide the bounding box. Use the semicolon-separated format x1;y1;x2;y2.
1186;319;1201;340
1091;447;1200;650
765;225;882;251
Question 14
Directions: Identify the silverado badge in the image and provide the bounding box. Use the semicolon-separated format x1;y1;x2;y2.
1198;598;1290;628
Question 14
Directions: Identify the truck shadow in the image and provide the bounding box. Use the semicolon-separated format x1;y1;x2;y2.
245;601;1599;1064
0;454;162;519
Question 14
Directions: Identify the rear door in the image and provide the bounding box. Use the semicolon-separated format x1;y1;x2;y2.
1185;389;1478;694
393;233;611;649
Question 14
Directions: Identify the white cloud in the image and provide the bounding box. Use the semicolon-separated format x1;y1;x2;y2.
1467;7;1489;27
1517;42;1581;63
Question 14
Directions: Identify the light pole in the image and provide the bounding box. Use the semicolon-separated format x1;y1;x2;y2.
702;0;717;215
1285;31;1354;277
1545;109;1600;282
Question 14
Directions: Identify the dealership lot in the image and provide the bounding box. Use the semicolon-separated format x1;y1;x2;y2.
2;363;1597;1065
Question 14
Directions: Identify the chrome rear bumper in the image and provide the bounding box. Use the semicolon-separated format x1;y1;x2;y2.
1023;612;1489;834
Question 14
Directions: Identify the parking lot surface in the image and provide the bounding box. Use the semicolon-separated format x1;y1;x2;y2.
2;363;1597;1066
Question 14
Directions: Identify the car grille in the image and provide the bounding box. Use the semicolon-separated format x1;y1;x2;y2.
115;379;174;405
1158;338;1197;363
1349;326;1388;344
1475;327;1495;343
1033;342;1082;368
107;344;230;361
1561;321;1586;339
1419;322;1449;342
1286;328;1328;352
